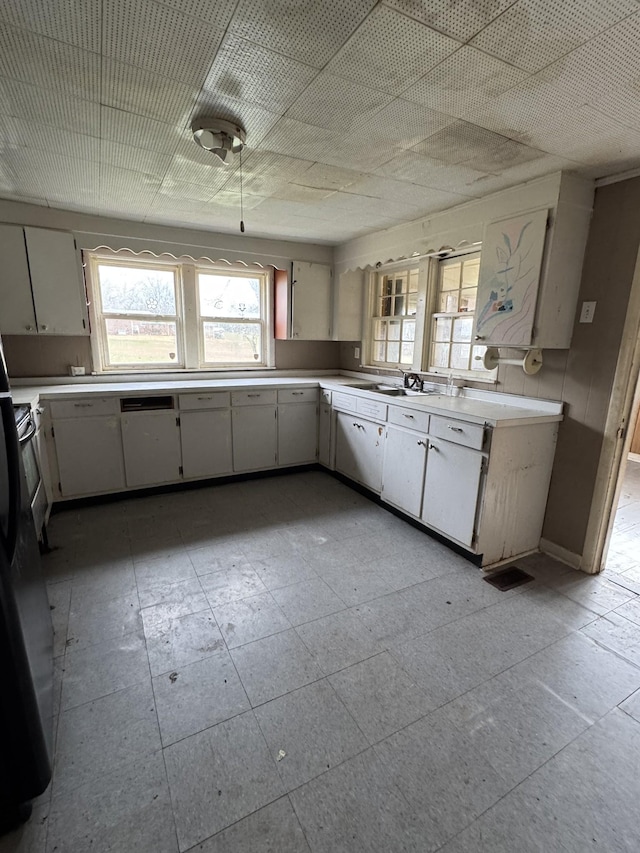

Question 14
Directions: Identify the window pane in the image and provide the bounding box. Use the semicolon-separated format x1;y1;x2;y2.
400;342;413;364
472;345;488;370
462;258;480;286
432;343;450;368
198;274;261;319
441;264;460;291
434;317;452;342
408;270;419;292
402;320;415;342
381;277;393;298
440;291;459;313
374;319;386;340
98;265;176;315
388;320;401;341
379;297;392;317
373;341;386;362
452;316;473;342
394;276;405;294
105;318;179;365
459;288;477;312
407;292;418;315
203;322;262;363
387;341;400;362
451;343;471;370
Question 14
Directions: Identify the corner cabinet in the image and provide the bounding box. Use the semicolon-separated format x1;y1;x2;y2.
0;224;89;336
275;261;333;340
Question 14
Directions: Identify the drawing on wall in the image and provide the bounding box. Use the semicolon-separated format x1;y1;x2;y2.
475;208;548;347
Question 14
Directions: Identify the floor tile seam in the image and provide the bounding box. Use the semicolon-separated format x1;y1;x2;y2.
65;597;144;655
59;668;156;719
241;665;328;711
62;625;147;667
158;740;191;853
579;625;640;673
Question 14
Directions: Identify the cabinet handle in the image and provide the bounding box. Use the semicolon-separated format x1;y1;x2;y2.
428;443;438;450
196;396;212;401
74;403;93;408
417;440;426;447
352;422;364;430
247;393;261;398
402;413;414;419
474;335;484;341
292;391;304;396
448;425;463;433
40;324;48;331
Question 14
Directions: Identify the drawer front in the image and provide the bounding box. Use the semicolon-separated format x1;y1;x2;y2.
320;388;332;404
179;392;230;410
387;406;430;433
231;389;278;406
357;396;387;421
332;392;357;414
50;397;119;419
277;387;318;404
429;414;485;449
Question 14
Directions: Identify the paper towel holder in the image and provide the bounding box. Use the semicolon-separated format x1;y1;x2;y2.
482;347;543;375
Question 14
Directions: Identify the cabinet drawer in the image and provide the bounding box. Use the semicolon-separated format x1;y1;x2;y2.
332;392;357;414
277;387;318;404
320;388;332;404
50;397;119;419
231;389;277;406
179;392;230;410
356;397;387;420
429;415;485;450
387;406;429;433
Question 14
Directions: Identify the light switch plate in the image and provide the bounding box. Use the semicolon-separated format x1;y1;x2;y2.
580;301;596;323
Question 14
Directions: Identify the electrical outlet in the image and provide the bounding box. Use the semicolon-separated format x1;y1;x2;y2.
354;346;360;359
580;301;596;323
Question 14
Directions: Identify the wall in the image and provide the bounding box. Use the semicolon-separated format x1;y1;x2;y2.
0;198;337;377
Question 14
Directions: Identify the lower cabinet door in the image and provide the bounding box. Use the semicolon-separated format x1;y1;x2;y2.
318;403;332;467
335;412;384;493
54;416;125;497
278;402;318;466
180;409;232;479
381;425;427;517
232;405;277;471
421;437;483;547
121;412;182;487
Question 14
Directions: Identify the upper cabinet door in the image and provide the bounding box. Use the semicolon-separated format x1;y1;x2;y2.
24;227;89;336
0;224;38;335
291;260;332;340
473;209;548;347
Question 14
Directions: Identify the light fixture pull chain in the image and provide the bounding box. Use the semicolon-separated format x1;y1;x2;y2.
239;149;245;234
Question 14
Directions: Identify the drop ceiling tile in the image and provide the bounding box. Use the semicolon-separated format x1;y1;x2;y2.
156;177;218;204
1;149;100;200
208;189;265;210
0;0;101;52
383;0;516;42
589;87;640;135
0;79;100;137
257;118;343;162
100;165;162;208
241;149;314;182
154;0;239;28
202;34;318;115
470;0;638;73
190;92;281;147
319;191;423;221
295;163;368;191
100;107;182;155
229;0;378;68
346;98;454;150
272;184;336;203
162;151;236;193
0;23;100;101
102;0;224;87
401;46;528;119
374;150;491;195
99;140;173;180
344;175;472;208
245;197;337;223
5;118;101;163
461;138;547;173
451;152;581;196
101;58;199;126
315;135;402;172
286;73;395;132
326;5;459;95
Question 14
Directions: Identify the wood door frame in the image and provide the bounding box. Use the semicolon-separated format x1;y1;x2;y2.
582;243;640;573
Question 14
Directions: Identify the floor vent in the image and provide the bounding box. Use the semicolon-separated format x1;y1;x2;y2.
484;566;534;591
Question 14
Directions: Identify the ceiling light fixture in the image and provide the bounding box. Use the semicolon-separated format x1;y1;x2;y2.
191;117;246;165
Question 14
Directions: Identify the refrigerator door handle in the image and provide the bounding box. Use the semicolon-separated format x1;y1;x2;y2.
1;398;22;564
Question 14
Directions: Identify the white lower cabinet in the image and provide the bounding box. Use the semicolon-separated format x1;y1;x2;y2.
180;409;232;479
121;412;182;487
278;402;318;466
381;425;427;518
421;437;484;547
232;405;277;472
335;411;384;493
53;417;125;496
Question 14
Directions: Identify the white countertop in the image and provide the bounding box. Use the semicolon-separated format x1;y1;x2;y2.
10;374;563;428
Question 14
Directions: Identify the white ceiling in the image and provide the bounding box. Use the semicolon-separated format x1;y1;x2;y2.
1;0;640;244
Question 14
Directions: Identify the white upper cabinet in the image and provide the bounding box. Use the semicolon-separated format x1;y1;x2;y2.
0;224;89;336
292;261;332;340
24;227;89;336
0;224;37;334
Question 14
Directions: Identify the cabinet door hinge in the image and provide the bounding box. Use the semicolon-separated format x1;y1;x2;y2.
179;465;183;475
176;416;180;426
58;481;62;493
51;426;55;438
617;426;625;440
82;318;86;328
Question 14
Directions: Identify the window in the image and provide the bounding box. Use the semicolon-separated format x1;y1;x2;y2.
429;253;489;377
369;266;418;367
87;252;272;372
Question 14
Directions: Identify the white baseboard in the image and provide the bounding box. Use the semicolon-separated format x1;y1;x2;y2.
539;538;583;571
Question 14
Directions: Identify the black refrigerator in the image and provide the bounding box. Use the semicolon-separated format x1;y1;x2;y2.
0;340;53;832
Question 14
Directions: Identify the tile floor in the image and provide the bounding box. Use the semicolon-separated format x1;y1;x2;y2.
4;470;640;852
607;457;640;580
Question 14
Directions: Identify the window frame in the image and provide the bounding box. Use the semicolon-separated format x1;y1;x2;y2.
365;261;421;370
85;250;274;373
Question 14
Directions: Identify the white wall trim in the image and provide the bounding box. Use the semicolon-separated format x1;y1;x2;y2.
539;537;582;570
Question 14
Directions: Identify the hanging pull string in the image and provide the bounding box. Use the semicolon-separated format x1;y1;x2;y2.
239;147;245;233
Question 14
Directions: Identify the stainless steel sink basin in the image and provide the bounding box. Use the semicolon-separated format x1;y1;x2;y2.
375;387;409;396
